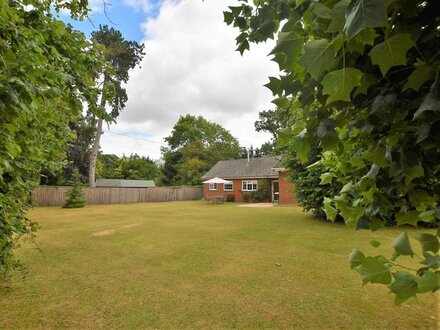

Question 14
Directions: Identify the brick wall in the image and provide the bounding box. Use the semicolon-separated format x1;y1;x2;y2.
203;179;272;203
278;171;297;205
204;174;296;205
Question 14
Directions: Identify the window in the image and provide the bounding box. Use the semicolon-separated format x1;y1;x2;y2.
224;183;233;191
209;183;217;191
242;180;258;191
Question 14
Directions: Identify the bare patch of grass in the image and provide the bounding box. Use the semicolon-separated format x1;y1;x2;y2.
90;229;117;237
90;223;140;237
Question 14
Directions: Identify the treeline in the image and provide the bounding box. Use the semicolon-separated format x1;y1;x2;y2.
42;152;160;185
97;154;159;181
41;113;274;187
160;114;274;186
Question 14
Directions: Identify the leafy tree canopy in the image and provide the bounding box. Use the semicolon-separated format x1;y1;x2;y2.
88;25;145;187
255;102;342;218
255;106;291;140
97;153;159;181
41;111;97;185
225;0;439;303
161;115;242;185
0;0;102;279
91;25;145;119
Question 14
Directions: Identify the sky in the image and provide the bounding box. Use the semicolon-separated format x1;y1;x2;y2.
60;0;278;160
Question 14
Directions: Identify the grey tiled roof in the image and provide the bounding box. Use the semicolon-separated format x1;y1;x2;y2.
201;156;282;180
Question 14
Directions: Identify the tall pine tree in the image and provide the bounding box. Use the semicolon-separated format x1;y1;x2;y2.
89;26;145;187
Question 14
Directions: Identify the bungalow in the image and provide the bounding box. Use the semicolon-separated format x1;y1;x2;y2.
201;156;297;205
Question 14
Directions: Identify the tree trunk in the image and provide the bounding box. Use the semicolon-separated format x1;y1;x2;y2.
88;82;107;187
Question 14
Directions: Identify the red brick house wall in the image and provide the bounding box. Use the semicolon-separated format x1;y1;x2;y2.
203;179;267;203
203;174;296;205
278;171;297;205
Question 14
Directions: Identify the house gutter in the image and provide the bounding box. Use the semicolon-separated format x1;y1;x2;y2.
272;167;287;172
201;175;279;180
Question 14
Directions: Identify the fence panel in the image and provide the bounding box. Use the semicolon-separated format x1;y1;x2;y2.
33;186;203;206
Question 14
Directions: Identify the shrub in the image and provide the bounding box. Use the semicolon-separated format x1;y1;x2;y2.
241;192;252;203
285;149;342;220
63;168;86;208
251;179;271;202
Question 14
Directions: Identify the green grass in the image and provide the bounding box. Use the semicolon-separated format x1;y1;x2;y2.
0;202;438;329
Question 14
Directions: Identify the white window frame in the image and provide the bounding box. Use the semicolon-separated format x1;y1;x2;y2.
224;182;233;191
242;180;258;191
209;183;218;191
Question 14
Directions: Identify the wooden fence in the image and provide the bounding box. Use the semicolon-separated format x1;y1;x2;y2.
33;186;203;207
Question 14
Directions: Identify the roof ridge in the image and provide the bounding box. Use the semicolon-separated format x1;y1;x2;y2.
201;156;283;180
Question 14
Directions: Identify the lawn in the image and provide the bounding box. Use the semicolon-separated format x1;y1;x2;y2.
0;202;438;329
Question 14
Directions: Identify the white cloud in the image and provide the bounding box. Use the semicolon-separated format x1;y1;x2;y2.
100;0;278;159
88;0;106;13
122;0;157;13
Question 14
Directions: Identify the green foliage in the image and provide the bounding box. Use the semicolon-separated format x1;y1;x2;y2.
226;0;440;303
119;155;158;180
392;232;414;259
254;105;291;141
41;112;97;185
88;25;145;187
259;142;277;156
161;115;242;186
356;256;392;285
0;0;102;280
286;150;343;220
368;33;415;76
96;154;121;179
174;154;208;186
321;68;363;104
251;179;271;202
416;233;439;254
298;39;337;79
255;104;342;219
350;232;440;304
160;149;182;186
344;0;395;39
240;179;272;203
241;192;252;203
91;26;145;118
240;145;273;158
97;154;159;181
63;169;86;209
